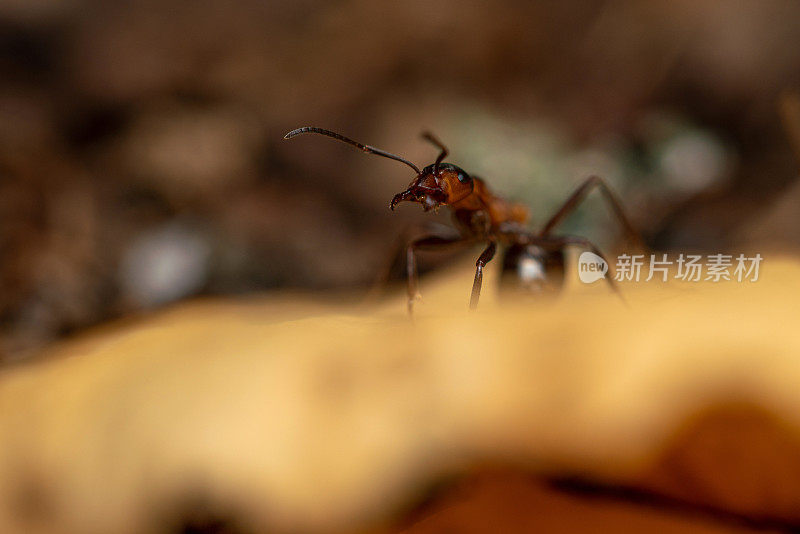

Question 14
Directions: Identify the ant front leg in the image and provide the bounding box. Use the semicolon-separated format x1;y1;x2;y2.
470;241;497;310
406;234;464;316
368;222;458;300
541;175;644;250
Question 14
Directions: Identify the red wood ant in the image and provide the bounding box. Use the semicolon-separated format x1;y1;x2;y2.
284;127;643;313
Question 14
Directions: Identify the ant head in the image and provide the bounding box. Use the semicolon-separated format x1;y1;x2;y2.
390;162;474;212
283;127;472;213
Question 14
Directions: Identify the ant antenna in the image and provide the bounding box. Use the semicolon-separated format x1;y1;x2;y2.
421;131;448;176
284;127;421;174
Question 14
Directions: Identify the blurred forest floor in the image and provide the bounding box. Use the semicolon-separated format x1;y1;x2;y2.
3;260;800;532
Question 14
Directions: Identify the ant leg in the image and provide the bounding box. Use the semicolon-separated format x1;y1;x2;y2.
367;223;458;301
540;175;644;249
470;241;497;310
406;234;464;315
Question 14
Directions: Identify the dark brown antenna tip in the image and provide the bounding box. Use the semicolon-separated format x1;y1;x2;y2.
284;126;421;174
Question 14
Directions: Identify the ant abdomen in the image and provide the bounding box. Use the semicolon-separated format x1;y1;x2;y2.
499;243;566;296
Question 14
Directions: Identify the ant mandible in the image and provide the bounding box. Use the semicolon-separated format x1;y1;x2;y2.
284;127;643;314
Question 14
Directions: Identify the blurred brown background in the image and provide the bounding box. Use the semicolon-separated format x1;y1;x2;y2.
2;0;800;360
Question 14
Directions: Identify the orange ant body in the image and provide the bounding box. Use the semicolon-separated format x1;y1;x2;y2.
284;127;642;313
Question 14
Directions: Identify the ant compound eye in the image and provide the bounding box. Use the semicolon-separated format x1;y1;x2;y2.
443;167;474;204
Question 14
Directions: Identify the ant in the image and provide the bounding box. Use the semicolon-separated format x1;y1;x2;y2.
284;127;643;314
